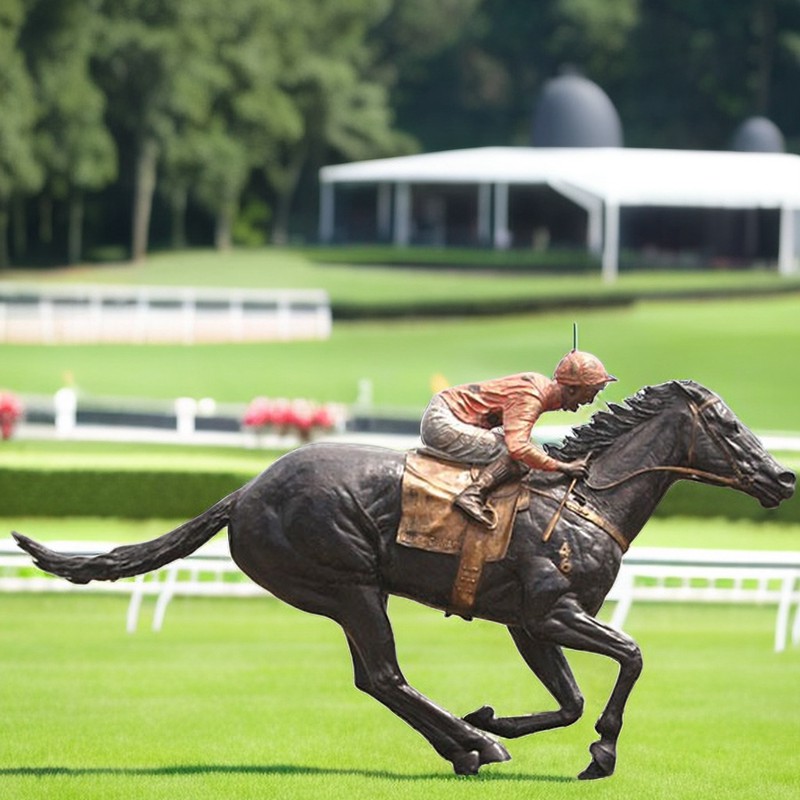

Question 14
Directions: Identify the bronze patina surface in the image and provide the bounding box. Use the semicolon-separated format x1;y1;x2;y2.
397;450;527;614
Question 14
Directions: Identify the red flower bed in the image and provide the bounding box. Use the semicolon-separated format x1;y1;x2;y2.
0;391;24;440
243;397;339;441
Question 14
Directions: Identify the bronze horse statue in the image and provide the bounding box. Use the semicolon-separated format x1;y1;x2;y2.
13;380;795;779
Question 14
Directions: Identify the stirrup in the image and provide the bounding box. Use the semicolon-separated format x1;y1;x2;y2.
453;494;499;530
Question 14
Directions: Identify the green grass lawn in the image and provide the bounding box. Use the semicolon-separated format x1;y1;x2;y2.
0;592;797;800
2;246;799;411
3;250;798;799
3;294;800;430
7;246;800;305
0;439;279;474
2;247;799;429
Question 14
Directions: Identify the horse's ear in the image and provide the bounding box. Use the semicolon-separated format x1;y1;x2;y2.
672;379;707;403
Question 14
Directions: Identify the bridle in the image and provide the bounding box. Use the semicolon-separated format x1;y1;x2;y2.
585;396;748;492
536;395;750;555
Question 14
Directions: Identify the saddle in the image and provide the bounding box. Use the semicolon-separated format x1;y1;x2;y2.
397;450;529;617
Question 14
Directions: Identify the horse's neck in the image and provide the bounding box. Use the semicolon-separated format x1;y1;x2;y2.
585;412;688;546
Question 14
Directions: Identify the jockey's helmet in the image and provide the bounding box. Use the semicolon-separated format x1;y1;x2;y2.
554;350;617;386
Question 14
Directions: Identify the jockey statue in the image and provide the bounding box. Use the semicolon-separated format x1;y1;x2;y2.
420;350;616;527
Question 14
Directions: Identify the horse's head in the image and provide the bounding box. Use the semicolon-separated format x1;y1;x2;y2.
675;381;795;508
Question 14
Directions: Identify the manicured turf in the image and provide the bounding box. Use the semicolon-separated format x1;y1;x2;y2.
3;295;800;431
2;247;799;428
0;592;797;800
0;439;279;474
7;246;800;305
3;250;798;799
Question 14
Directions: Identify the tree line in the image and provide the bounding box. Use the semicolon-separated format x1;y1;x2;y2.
2;0;800;268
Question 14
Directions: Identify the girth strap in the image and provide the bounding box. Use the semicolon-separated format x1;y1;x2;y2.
528;486;629;553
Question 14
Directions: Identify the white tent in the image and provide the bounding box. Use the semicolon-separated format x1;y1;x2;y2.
319;146;800;281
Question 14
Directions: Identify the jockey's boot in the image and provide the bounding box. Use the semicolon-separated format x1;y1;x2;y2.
453;454;522;529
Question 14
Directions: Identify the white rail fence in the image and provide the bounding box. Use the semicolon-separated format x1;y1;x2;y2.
0;539;261;633
0;284;331;344
1;539;799;650
15;388;350;450
608;548;800;652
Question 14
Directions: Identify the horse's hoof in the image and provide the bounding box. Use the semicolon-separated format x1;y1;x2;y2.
479;739;511;765
452;750;481;776
578;760;609;780
577;741;616;780
463;705;496;729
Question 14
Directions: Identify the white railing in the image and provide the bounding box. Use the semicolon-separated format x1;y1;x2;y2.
124;542;263;633
607;547;800;652
0;538;262;632
1;539;799;650
16;389;348;449
0;283;331;344
0;540;140;595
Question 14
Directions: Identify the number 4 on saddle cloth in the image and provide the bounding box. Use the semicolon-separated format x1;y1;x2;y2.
397;450;530;618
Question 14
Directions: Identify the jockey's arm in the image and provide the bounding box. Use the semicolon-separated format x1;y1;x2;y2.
502;400;562;471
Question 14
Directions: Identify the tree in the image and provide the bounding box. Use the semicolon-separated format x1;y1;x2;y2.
383;0;538;150
0;0;42;268
21;0;116;264
263;0;415;243
164;0;301;250
753;0;800;150
91;0;220;261
547;0;639;81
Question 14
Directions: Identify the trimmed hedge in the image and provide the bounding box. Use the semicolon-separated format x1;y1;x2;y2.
307;245;600;271
331;282;800;321
655;480;800;524
2;464;797;523
332;294;634;320
1;467;254;519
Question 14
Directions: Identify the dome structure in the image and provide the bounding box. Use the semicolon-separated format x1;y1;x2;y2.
730;116;785;152
530;73;623;148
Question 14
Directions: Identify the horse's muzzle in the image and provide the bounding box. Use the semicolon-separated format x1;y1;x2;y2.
758;469;796;508
778;470;797;498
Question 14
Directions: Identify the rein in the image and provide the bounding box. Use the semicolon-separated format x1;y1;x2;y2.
585;464;741;492
536;395;746;553
585;397;746;492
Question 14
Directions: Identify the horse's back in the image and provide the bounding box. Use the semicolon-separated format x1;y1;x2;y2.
228;443;405;598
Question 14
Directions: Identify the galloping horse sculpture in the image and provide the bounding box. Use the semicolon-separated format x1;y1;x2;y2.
14;380;795;779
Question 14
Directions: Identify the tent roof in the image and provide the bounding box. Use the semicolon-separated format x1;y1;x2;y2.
320;146;800;209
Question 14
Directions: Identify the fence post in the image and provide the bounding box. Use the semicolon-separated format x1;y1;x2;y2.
54;387;77;438
175;397;197;439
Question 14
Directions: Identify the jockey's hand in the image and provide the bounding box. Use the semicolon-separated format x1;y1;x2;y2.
558;458;588;479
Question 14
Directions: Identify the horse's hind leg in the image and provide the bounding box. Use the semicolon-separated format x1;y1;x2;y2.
464;626;584;737
337;585;510;775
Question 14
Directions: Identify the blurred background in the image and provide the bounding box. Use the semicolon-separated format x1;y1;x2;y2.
0;4;799;797
1;0;798;511
3;0;800;261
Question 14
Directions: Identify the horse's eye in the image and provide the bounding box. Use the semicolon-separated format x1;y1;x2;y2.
722;418;738;434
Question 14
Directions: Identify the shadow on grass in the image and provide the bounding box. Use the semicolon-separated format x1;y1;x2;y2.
0;763;574;783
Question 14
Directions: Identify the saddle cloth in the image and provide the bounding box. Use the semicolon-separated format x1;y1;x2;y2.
397;450;527;616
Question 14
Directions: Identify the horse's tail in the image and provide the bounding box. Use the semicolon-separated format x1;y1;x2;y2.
12;489;242;584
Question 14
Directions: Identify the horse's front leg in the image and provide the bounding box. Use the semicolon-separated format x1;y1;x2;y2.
534;594;643;780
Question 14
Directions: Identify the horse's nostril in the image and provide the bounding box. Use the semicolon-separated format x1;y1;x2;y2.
778;471;796;490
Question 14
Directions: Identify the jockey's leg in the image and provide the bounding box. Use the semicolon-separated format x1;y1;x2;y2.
454;453;522;528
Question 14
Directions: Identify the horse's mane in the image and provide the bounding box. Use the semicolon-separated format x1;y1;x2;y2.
546;380;706;461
